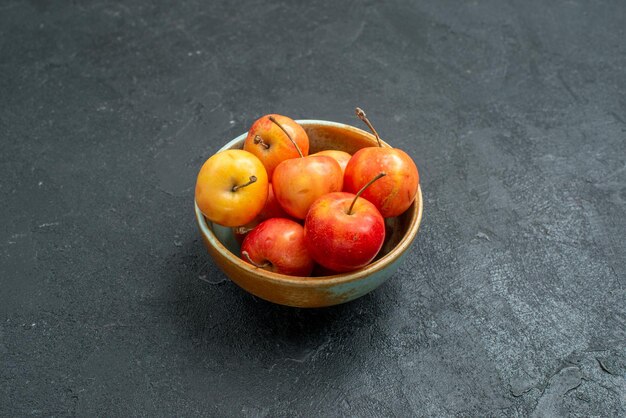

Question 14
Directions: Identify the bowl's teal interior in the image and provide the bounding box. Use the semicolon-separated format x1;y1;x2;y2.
212;223;241;254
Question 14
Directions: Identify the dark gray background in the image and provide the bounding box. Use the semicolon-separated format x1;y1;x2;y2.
1;0;625;416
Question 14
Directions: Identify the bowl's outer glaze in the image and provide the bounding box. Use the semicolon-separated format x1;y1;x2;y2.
194;120;423;308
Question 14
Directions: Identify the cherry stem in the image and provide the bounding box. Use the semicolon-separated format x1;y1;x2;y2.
241;251;271;268
234;225;254;235
355;107;383;148
232;175;257;192
347;172;386;215
269;115;303;157
253;135;270;149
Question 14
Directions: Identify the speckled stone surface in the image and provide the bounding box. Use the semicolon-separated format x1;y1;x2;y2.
1;0;625;416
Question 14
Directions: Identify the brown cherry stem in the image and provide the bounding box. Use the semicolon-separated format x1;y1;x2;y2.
269;115;303;157
232;175;257;192
355;107;383;147
347;172;386;215
253;135;270;149
241;251;271;268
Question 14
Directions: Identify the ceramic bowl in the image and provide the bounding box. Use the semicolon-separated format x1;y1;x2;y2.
194;119;423;308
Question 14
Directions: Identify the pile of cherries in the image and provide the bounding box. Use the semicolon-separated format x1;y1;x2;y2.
195;108;419;276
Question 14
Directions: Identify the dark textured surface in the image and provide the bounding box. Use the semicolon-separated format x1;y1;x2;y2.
1;0;625;416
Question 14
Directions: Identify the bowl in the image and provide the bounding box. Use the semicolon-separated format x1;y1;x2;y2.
194;119;423;308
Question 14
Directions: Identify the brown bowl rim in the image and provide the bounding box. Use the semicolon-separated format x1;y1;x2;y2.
194;119;424;288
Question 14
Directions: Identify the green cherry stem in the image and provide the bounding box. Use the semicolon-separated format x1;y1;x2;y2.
269;115;303;157
232;175;257;192
355;107;383;148
347;172;386;215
